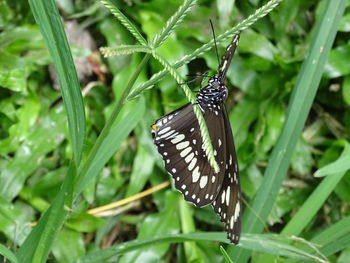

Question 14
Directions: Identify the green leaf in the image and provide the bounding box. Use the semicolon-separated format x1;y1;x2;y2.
0;197;32;244
239;29;277;61
314;142;350;177
66;213;105;232
338;12;350;32
52;228;85;263
126;145;154;196
120;191;180;263
0;51;27;93
325;44;350;78
0;95;40;154
342;76;350;106
29;0;86;164
0;106;66;201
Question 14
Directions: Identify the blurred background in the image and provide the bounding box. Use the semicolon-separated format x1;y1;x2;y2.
1;0;350;262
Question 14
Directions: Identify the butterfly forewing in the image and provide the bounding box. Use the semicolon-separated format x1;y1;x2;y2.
218;34;240;81
152;103;227;207
212;107;241;244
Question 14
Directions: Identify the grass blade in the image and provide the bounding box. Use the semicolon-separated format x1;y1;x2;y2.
229;0;347;262
29;0;86;164
16;163;76;263
76;97;146;193
75;232;326;263
220;246;234;263
285;216;350;263
76;54;151;196
314;142;350;177
0;244;19;263
260;142;350;263
282;143;350;236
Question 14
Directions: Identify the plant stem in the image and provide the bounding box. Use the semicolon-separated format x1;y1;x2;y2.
75;53;151;195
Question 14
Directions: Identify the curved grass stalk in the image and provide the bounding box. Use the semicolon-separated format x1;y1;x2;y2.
100;45;152;56
152;0;197;48
127;0;283;101
100;0;148;46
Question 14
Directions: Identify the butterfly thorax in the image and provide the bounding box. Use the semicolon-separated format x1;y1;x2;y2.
196;74;228;108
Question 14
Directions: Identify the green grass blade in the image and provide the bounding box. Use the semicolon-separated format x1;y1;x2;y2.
76;97;146;193
100;0;148;46
260;142;350;263
179;200;199;262
282;143;350;236
220;246;234;263
0;244;19;263
230;0;347;262
285;216;350;263
29;0;86;164
314;143;350;177
152;0;197;48
16;163;76;263
76;54;151;195
75;233;325;263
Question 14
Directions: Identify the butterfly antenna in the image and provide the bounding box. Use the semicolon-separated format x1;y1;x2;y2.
209;19;220;67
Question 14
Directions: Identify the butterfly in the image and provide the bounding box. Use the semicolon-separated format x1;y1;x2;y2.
151;33;241;244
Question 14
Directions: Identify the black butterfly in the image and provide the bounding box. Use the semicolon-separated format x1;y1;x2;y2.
151;33;241;244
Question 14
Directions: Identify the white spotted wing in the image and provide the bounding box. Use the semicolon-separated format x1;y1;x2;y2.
212;107;241;244
152;103;227;207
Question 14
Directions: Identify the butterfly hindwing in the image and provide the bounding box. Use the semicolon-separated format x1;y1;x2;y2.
152;103;226;207
212;106;241;244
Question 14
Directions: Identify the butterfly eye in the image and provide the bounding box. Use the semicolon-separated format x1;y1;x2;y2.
151;33;241;244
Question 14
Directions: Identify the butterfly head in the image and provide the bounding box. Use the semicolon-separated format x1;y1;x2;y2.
196;74;228;106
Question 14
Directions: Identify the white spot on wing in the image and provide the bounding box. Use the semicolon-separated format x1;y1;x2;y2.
199;176;208;189
221;190;226;204
171;134;185;144
192;166;200;182
234;202;240;222
185;152;194;163
188;157;197;171
180;147;192;157
158;126;171;135
226;186;231;206
176;141;189;150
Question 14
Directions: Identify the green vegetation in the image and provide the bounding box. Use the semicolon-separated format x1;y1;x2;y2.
0;0;350;262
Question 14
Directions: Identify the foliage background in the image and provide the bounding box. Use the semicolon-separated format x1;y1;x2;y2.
0;0;350;262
